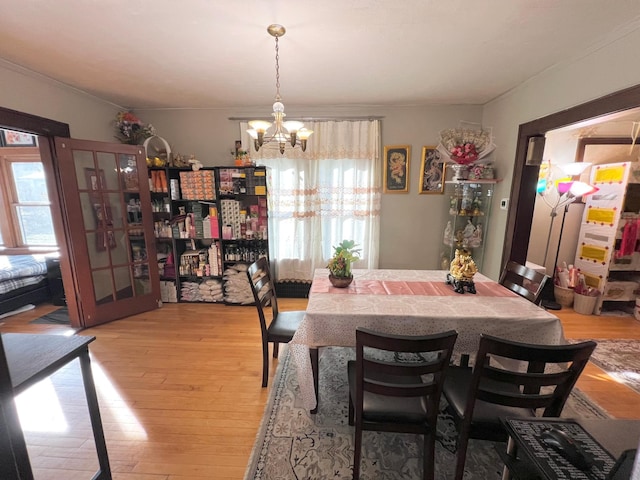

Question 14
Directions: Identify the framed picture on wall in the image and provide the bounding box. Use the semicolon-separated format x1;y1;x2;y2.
0;129;37;147
418;146;445;194
383;145;410;193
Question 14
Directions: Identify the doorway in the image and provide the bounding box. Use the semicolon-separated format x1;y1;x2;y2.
502;83;640;268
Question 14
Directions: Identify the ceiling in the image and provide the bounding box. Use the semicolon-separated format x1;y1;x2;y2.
2;1;640;111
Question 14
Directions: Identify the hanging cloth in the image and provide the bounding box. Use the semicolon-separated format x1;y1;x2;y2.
618;219;640;257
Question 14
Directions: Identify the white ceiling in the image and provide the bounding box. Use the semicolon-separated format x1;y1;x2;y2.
2;1;640;111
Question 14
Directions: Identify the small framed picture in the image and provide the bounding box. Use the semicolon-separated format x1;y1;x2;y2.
383;145;410;193
419;146;445;194
0;129;37;147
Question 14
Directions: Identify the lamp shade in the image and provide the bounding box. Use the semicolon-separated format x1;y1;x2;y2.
559;162;591;176
569;181;598;197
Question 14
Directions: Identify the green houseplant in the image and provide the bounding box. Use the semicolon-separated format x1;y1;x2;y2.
327;240;361;287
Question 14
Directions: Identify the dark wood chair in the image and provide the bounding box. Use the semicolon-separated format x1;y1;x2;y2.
499;260;549;304
246;257;305;387
348;327;458;480
442;334;597;480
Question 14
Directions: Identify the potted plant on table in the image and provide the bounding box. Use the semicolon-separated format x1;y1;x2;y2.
327;240;361;288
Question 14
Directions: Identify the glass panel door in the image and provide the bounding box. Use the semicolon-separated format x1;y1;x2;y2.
55;138;160;327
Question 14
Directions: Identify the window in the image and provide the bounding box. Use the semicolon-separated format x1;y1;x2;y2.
0;141;57;251
242;119;381;281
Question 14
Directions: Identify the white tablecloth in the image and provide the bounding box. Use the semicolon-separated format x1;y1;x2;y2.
290;269;565;411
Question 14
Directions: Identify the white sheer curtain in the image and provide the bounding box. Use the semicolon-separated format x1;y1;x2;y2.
240;119;381;281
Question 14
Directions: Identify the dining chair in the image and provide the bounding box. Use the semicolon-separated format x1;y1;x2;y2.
499;260;549;304
246;257;306;387
348;327;458;480
442;334;597;480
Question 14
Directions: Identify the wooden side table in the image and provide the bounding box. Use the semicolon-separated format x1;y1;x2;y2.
0;333;111;479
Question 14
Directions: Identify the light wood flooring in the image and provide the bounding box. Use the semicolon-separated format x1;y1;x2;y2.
0;299;639;479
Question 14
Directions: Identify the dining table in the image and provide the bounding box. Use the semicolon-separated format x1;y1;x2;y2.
289;268;565;412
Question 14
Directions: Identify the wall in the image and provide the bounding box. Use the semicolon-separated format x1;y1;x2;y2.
137;105;484;271
0;60;118;141
4;23;640;280
482;28;640;280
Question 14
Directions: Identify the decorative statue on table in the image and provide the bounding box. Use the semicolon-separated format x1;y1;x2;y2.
446;248;478;294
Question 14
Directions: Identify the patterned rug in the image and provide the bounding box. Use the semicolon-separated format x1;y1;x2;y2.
582;339;640;395
244;346;609;480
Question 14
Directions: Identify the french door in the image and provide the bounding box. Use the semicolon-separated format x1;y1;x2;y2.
52;138;160;327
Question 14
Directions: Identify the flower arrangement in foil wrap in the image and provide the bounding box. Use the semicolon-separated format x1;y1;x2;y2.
114;111;156;145
437;123;495;165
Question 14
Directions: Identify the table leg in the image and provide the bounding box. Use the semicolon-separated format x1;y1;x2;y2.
78;349;112;480
501;436;516;480
310;348;319;414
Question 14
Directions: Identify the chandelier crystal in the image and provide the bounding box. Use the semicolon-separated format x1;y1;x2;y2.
247;24;313;155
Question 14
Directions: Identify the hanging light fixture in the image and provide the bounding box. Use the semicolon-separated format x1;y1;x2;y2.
247;24;313;155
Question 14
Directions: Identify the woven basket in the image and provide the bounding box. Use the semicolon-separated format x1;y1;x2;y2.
554;285;574;308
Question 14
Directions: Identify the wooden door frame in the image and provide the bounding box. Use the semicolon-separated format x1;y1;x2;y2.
0;107;80;324
502;83;640;270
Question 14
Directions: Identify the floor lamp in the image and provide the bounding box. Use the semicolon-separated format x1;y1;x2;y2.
537;161;597;309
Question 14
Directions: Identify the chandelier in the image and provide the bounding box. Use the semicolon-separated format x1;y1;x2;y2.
247;24;313;155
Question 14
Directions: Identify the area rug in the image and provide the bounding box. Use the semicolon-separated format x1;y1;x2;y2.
29;307;70;325
244;346;609;480
583;339;640;395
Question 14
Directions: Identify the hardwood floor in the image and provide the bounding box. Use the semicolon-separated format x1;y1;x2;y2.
0;299;639;479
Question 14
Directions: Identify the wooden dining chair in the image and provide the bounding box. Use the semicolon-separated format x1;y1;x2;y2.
348;327;458;480
499;260;549;304
246;257;306;387
441;334;597;480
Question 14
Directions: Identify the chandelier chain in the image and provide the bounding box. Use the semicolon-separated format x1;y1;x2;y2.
274;36;281;100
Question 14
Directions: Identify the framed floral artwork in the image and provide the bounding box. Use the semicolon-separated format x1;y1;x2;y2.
0;129;37;147
418;146;445;194
383;145;410;193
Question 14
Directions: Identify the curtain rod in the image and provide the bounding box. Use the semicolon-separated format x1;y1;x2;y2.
228;116;384;122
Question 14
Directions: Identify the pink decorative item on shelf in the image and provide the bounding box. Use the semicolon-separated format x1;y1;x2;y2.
437;122;496;167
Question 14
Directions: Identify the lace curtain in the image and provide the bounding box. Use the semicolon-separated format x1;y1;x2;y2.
240;119;381;281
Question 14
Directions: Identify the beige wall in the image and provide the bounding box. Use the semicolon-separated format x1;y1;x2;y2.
482;28;640;280
3;23;640;280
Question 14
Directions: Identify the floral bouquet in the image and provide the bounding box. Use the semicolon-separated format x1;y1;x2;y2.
437;122;495;165
114;111;156;145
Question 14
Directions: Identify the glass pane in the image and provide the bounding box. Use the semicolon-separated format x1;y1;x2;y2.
120;154;140;191
16;206;56;246
131;239;148;262
113;266;133;300
105;193;124;229
125;193;142;226
73;150;96;190
80;192;99;230
134;279;152;296
11;163;50;202
85;232;110;269
97;152;119;190
109;229;129;265
92;269;114;305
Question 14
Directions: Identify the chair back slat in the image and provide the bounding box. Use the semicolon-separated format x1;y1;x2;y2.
499;260;549;304
247;257;278;333
466;334;596;418
356;328;458;402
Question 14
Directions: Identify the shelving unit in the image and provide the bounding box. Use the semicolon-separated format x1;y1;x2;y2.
440;179;498;272
148;166;269;304
574;161;640;315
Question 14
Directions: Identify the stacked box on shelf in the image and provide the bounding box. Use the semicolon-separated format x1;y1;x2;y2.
160;281;178;303
254;168;267;195
220;199;242;239
218;168;235;195
179;170;216;200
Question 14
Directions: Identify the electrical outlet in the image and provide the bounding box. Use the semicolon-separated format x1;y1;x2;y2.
500;198;509;210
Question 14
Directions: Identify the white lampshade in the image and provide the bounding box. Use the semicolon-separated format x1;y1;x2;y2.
283;121;304;133
559;162;591;176
569;181;598;197
248;120;272;133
